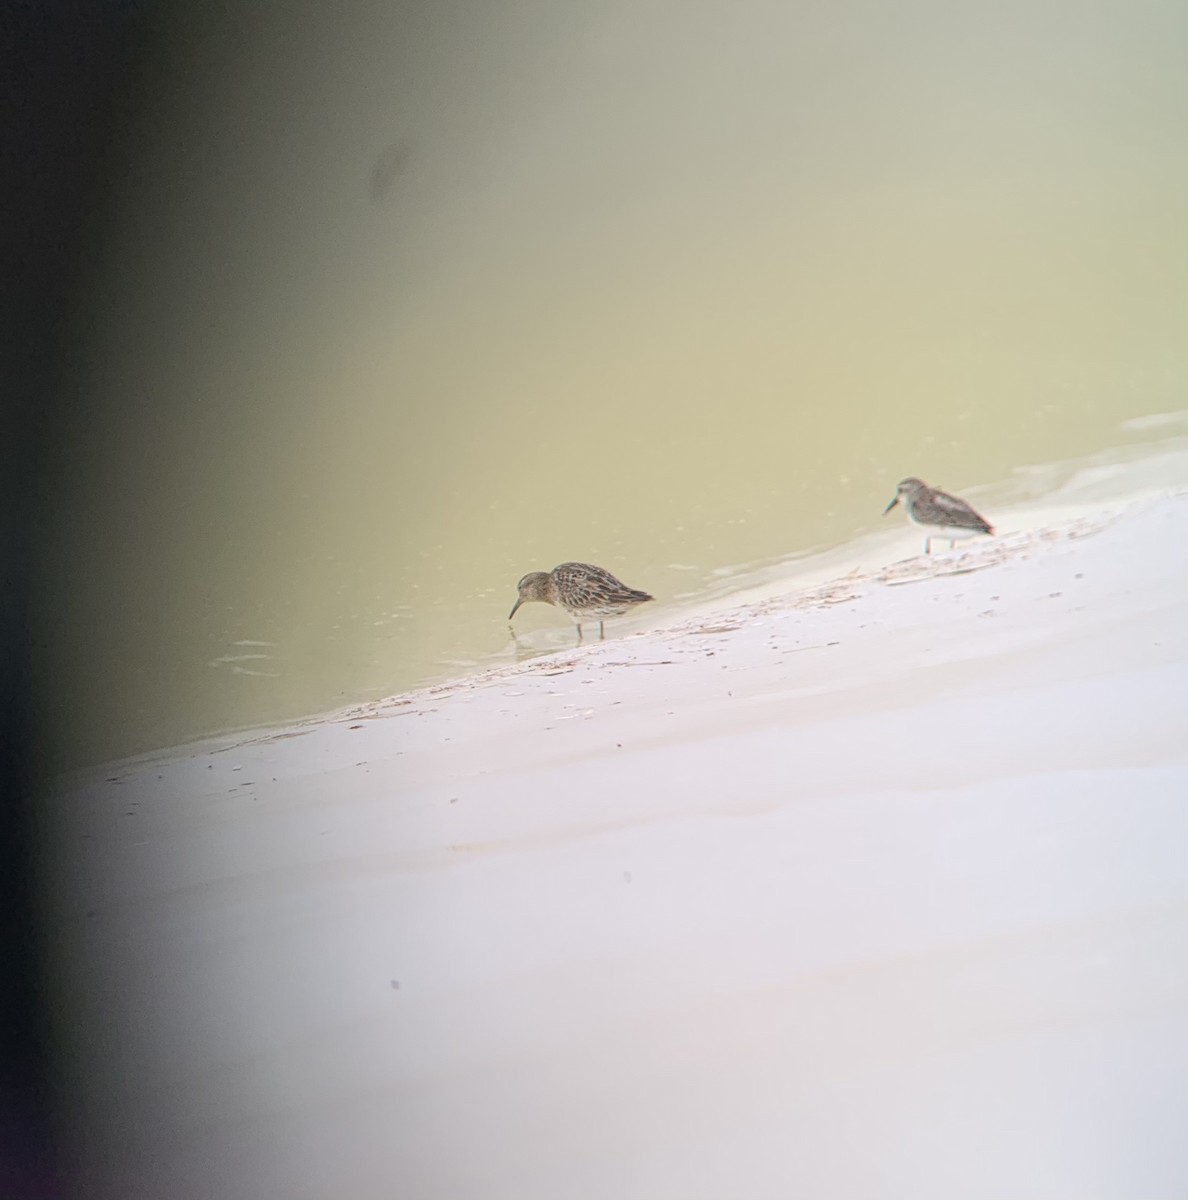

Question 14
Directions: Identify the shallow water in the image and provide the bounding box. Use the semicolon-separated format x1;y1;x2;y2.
38;1;1188;770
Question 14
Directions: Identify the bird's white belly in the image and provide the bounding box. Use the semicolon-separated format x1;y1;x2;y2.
562;603;628;620
914;521;988;541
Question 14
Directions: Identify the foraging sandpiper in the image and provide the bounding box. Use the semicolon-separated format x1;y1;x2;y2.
508;562;653;641
883;477;994;554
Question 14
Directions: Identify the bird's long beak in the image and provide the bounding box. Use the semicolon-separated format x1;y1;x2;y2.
882;496;899;516
508;597;523;621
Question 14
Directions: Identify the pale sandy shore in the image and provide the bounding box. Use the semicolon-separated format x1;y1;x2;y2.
46;473;1188;1198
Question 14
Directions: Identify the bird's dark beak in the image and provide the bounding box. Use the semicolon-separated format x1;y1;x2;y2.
508;597;523;621
882;496;899;516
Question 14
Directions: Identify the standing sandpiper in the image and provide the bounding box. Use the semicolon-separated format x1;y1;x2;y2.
508;562;653;641
883;477;994;554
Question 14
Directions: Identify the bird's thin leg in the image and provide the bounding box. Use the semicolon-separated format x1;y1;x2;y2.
599;621;606;640
576;624;584;643
924;537;933;555
949;538;956;551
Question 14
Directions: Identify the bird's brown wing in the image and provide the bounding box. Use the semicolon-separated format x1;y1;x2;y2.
553;562;652;607
928;490;994;533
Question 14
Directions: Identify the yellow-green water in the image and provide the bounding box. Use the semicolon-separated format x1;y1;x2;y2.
38;1;1188;771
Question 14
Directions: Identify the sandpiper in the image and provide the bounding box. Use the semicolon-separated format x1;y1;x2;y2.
508;562;653;641
883;477;994;554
